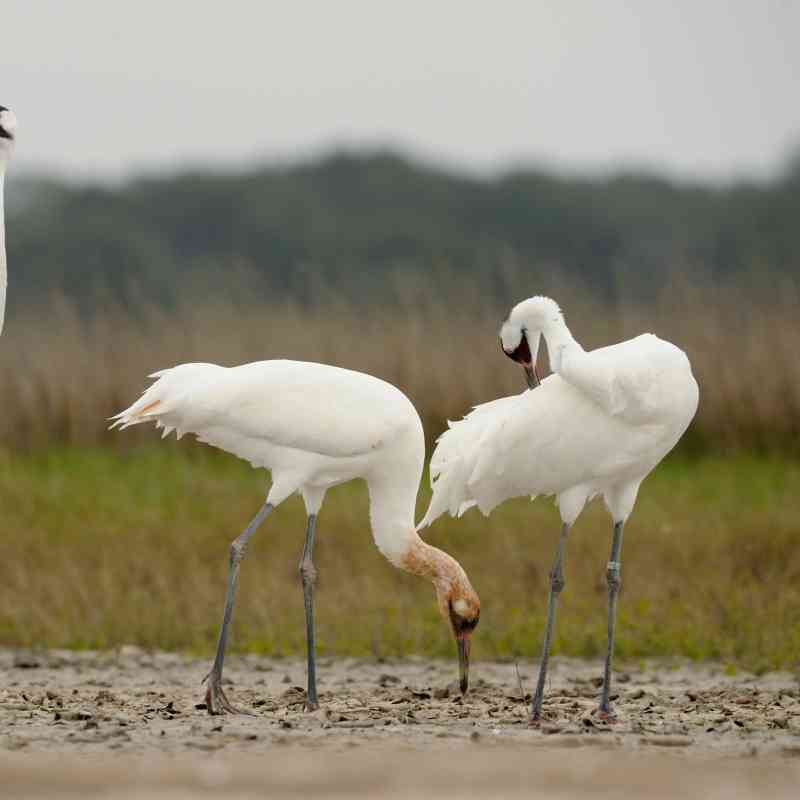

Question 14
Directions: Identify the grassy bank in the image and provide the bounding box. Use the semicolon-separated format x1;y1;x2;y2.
1;447;797;671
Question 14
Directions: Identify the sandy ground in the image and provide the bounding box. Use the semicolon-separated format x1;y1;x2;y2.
2;648;799;797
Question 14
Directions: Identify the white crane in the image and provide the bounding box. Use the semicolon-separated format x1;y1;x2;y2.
111;360;480;714
419;296;698;721
0;105;18;335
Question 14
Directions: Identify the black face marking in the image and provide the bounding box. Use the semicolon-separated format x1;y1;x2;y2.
449;605;480;633
457;617;479;633
501;331;532;365
0;109;12;140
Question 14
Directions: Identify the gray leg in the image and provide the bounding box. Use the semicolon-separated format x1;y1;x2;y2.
599;520;625;715
203;500;273;715
299;514;319;710
531;523;571;721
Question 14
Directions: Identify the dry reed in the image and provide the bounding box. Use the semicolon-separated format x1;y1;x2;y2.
0;271;798;452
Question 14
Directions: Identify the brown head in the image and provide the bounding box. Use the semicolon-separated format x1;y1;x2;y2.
398;534;480;694
434;571;480;694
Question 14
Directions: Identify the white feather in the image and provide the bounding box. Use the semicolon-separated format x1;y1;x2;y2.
111;359;427;561
420;298;699;530
0;106;16;336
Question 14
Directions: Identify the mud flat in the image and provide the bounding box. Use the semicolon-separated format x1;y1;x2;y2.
1;649;799;797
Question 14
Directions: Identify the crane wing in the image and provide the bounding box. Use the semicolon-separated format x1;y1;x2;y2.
419;376;653;529
560;334;692;424
111;360;414;461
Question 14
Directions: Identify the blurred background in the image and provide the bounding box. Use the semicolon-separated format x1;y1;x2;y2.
1;1;798;669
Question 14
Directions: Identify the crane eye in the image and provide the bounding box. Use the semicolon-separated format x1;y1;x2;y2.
449;603;479;633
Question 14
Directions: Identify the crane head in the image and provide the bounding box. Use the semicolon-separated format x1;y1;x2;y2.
403;540;480;694
500;296;563;389
436;581;480;695
0;107;17;159
499;321;541;389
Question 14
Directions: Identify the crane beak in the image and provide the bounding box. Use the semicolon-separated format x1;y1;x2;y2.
501;332;541;390
457;633;471;694
523;361;541;390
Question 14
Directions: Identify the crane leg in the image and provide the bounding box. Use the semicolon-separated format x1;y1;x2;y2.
299;513;319;710
531;522;570;722
203;500;274;715
599;520;625;716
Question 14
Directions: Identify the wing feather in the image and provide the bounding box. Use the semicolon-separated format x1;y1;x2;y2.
419;376;653;529
112;360;414;461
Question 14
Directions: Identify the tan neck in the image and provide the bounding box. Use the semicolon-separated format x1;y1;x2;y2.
397;535;472;594
366;465;470;593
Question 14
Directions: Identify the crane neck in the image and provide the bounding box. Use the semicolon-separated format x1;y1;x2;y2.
397;535;474;598
366;464;471;593
0;169;6;336
538;314;583;374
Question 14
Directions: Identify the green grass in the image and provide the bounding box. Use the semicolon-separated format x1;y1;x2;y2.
1;446;798;671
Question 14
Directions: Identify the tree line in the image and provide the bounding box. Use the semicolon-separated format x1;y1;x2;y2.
7;148;800;312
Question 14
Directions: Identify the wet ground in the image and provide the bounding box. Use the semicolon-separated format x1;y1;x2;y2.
2;649;799;797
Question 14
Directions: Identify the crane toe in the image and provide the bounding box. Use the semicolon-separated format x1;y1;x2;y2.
203;671;252;716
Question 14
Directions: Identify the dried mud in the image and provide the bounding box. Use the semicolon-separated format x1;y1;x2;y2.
2;649;799;797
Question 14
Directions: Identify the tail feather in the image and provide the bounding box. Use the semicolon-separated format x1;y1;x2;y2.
418;393;526;530
417;414;486;530
417;453;476;530
109;388;167;431
109;362;221;436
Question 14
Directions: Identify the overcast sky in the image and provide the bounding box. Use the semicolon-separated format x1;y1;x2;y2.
2;1;799;181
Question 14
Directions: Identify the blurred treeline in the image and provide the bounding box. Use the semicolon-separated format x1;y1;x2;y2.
7;149;800;309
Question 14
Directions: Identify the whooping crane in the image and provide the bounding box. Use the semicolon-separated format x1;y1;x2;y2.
0;105;18;335
419;296;698;721
112;360;480;714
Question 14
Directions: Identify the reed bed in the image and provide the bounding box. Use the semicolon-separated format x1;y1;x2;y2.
0;272;798;452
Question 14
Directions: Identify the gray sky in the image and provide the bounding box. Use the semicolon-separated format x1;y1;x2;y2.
2;1;799;181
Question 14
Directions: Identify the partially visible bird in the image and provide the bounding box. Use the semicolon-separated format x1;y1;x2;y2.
419;296;698;721
111;360;480;714
0;105;18;335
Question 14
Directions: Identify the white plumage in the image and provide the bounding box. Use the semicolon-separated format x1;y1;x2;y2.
113;361;416;505
420;296;698;722
112;359;480;713
0;105;18;336
421;328;698;529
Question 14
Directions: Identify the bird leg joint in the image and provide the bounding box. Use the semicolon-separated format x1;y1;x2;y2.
606;560;621;590
299;559;317;586
549;566;565;595
229;541;246;567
